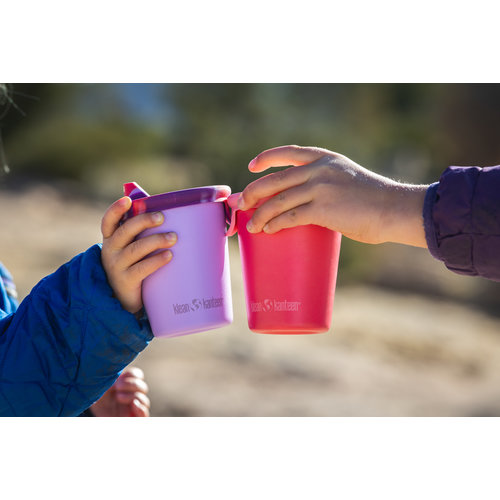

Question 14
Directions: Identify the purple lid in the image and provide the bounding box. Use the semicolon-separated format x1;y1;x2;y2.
123;182;231;217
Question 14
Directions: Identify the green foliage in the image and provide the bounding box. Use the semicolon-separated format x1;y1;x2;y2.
3;83;500;189
2;84;166;182
6;116;164;179
163;83;500;190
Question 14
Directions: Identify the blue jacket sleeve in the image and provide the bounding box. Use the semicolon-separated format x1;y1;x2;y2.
423;165;500;281
0;244;153;416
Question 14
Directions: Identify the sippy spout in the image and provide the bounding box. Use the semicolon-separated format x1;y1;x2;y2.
123;182;150;200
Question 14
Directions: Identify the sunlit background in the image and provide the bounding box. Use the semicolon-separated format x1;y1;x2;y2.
2;83;500;416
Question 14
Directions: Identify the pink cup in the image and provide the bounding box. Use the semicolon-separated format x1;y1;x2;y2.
226;193;342;334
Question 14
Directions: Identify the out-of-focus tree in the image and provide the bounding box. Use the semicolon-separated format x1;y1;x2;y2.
4;83;500;191
163;84;453;190
1;84;166;183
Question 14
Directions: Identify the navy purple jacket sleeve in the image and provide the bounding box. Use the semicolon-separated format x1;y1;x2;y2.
0;244;153;416
423;165;500;281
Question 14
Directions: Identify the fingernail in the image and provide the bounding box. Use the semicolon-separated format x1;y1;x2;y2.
246;220;256;233
263;224;270;233
248;157;257;170
121;196;132;206
164;249;173;260
152;212;164;224
165;232;177;244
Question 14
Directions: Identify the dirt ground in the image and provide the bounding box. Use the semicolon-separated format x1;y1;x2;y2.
3;183;500;416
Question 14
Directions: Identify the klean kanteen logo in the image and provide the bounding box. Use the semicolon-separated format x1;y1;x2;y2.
173;297;224;315
191;299;202;311
250;299;302;313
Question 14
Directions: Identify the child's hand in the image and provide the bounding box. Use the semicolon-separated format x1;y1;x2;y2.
238;145;428;247
101;196;177;314
89;366;150;417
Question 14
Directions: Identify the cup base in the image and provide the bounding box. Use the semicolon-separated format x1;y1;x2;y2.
153;318;231;339
251;329;328;335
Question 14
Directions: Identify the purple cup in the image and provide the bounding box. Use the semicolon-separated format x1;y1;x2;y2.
124;183;233;338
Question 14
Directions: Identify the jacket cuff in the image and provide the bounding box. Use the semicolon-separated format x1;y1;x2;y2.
423;182;440;260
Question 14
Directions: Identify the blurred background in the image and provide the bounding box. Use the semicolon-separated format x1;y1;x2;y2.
2;83;500;416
